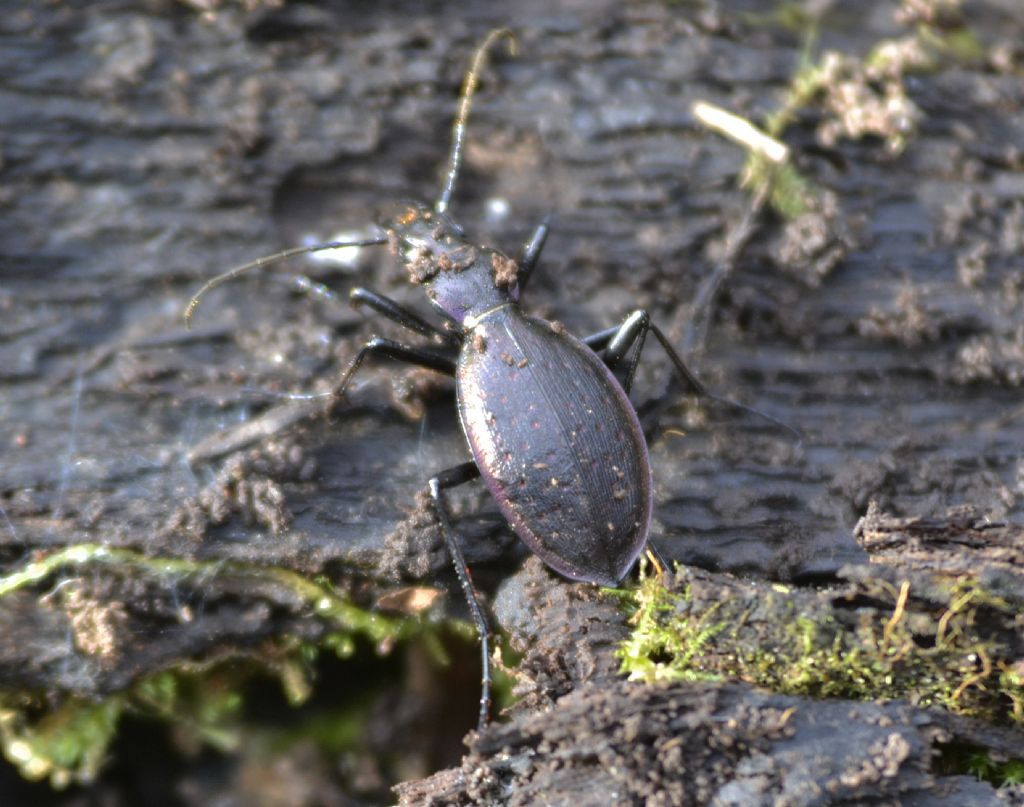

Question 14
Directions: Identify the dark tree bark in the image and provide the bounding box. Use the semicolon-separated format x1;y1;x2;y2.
1;0;1023;804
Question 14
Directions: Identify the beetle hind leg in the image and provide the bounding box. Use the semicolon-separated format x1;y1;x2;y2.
584;310;704;397
427;462;493;730
584;311;799;440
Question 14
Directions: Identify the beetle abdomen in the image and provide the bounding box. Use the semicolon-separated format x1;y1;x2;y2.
456;309;652;586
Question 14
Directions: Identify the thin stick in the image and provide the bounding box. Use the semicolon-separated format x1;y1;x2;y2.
683;182;769;357
692;101;789;164
684;101;787;357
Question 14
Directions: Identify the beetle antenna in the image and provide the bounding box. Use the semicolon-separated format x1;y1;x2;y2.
238;387;335;401
435;28;516;215
183;236;387;328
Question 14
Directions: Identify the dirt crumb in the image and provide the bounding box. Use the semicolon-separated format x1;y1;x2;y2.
491;251;519;289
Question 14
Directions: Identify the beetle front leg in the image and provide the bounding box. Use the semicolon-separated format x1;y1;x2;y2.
427;461;492;730
332;338;456;398
288;280;455;341
349;287;457;343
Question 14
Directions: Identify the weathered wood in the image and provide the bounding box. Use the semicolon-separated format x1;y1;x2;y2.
1;0;1023;802
397;680;1011;807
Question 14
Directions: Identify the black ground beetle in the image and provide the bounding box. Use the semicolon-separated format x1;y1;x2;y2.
186;29;781;729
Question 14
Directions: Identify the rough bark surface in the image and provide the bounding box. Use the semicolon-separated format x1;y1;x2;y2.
1;0;1023;804
397;680;1013;807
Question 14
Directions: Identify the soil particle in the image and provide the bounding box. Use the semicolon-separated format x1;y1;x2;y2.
771;190;858;287
951;330;1024;387
957;241;989;288
858;285;941;347
833;732;912;789
812;46;925;155
380;489;446;582
165;438;314;538
406;246;439;284
493;557;629;712
490;251;519;289
437;246;478;274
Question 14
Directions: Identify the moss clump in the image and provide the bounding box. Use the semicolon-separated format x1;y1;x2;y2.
934;741;1024;789
618;566;1024;727
0;543;444;788
0;696;122;789
732;0;983;221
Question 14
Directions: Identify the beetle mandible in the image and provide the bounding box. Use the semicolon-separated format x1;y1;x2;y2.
185;29;766;729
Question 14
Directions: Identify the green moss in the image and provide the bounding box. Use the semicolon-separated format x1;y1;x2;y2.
741;154;818;220
618;577;725;683
971;755;1024;787
0;543;452;788
618;568;1024;727
0;544;416;647
721;4;985;221
0;695;122;789
934;741;1024;788
741;2;817;34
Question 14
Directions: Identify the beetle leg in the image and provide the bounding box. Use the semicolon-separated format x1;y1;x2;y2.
276;279;455;342
584;323;654;394
581;325;618;352
515;216;552;296
603;310;706;396
332;337;456;398
585;310;704;397
350;287;458;343
427;462;493;730
583;323;643;393
595;311;801;440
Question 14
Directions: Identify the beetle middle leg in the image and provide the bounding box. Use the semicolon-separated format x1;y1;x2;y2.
427;461;493;730
332;338;456;397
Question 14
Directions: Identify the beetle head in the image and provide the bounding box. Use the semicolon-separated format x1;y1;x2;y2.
376;201;467;278
376;201;517;327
